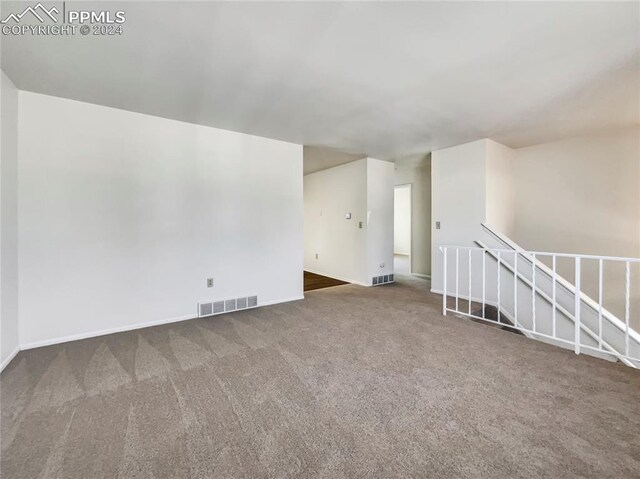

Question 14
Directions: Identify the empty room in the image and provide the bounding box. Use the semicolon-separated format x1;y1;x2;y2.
1;1;639;478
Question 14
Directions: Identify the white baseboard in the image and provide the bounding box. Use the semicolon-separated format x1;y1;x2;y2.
20;312;198;350
20;295;305;351
1;347;20;372
260;296;305;306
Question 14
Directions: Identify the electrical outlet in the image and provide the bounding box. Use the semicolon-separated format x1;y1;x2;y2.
436;221;441;230
315;253;319;259
359;221;363;229
380;262;385;268
207;278;214;288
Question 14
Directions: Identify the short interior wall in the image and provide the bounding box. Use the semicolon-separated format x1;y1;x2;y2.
304;160;368;284
303;158;394;285
366;158;395;281
1;70;19;368
17;91;304;348
431;140;488;292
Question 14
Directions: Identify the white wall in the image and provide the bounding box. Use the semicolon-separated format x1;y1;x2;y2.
304;158;394;285
486;139;515;236
431;140;488;292
18;92;303;348
366;158;395;281
394;155;431;277
1;70;19;368
394;186;411;255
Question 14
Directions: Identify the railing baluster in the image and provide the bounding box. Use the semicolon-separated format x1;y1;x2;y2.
598;259;603;349
574;257;581;355
532;253;536;333
468;249;472;316
455;249;459;313
513;251;518;328
435;244;640;368
552;255;557;338
497;251;501;322
442;247;447;316
625;261;630;358
482;250;486;319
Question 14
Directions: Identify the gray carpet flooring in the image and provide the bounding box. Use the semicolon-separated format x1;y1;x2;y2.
2;276;639;478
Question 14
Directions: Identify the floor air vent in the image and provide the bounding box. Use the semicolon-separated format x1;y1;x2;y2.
198;295;259;318
372;274;394;286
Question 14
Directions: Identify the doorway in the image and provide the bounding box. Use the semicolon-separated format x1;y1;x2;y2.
394;184;411;275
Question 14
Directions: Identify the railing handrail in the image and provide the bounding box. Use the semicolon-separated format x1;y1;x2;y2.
439;244;640;264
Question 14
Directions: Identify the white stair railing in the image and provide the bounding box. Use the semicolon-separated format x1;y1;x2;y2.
440;245;640;368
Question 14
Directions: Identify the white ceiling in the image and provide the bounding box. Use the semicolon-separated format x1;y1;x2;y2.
2;1;638;160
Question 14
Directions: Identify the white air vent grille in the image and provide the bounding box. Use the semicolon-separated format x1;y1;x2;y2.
225;299;237;312
198;295;258;318
198;302;213;317
213;301;225;314
372;275;394;286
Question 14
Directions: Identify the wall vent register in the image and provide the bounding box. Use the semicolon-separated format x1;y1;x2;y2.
372;274;394;286
198;295;258;318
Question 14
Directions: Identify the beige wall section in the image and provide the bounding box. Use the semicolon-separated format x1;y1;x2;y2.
394;154;431;278
512;126;640;326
